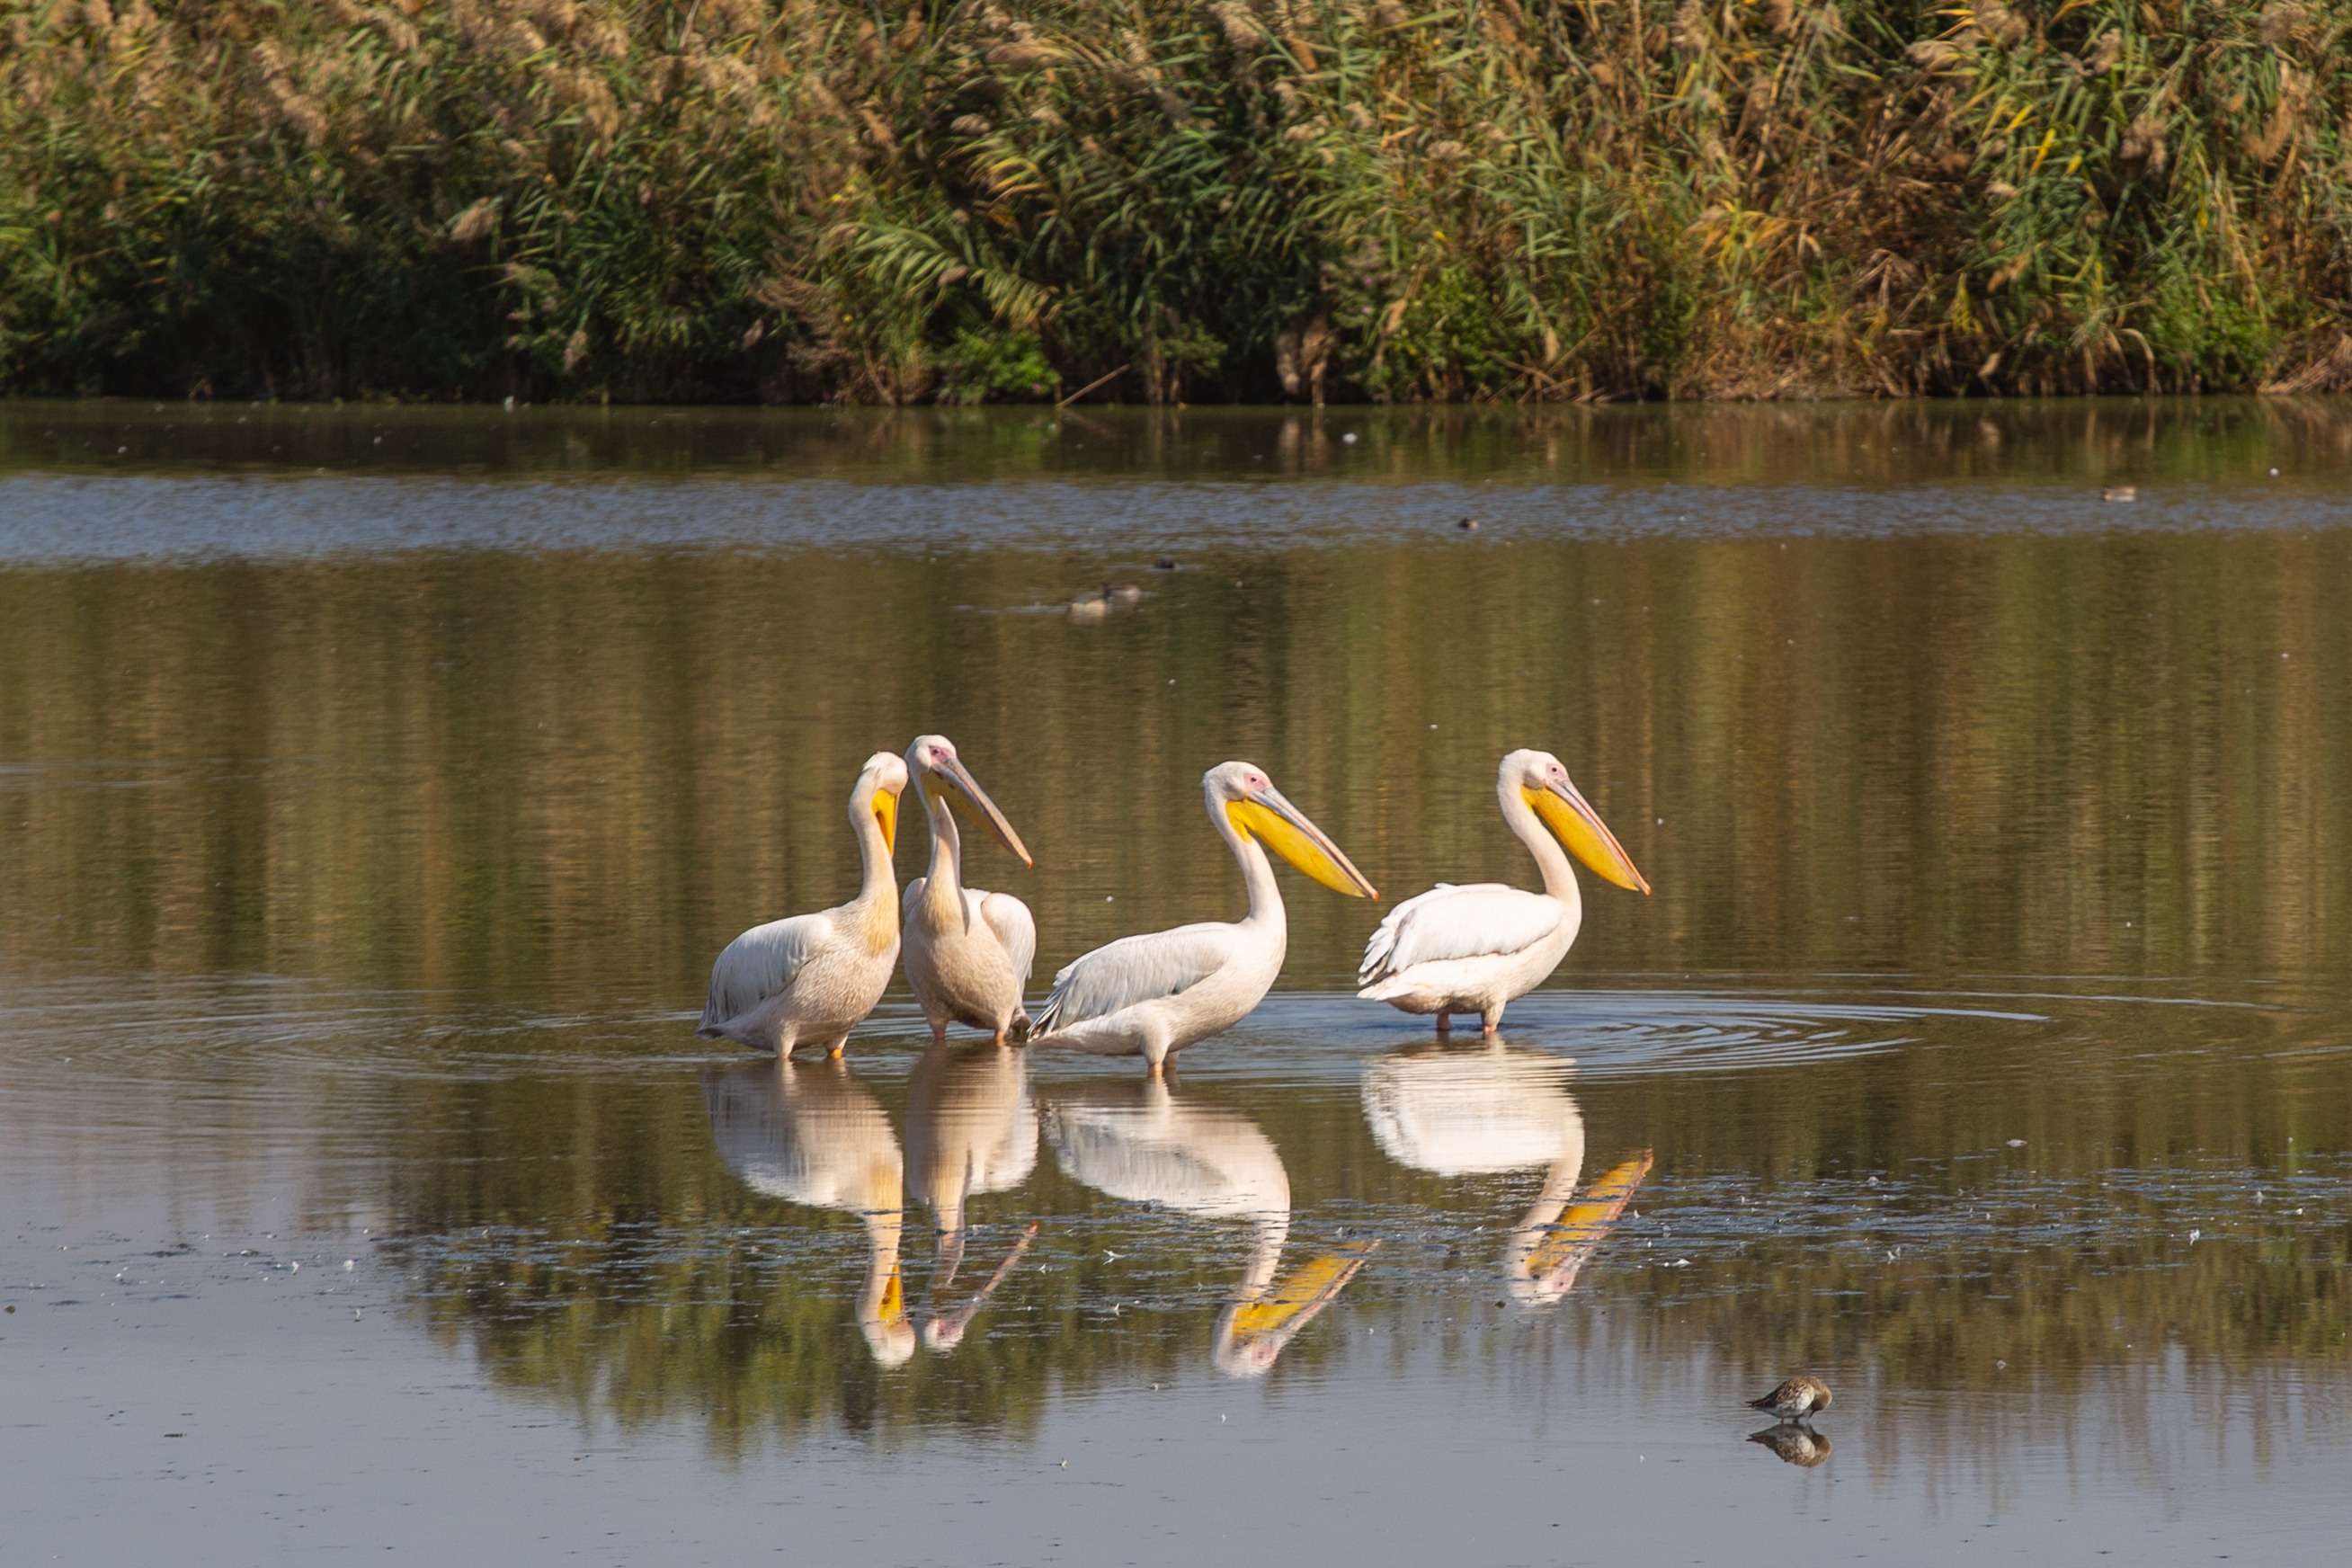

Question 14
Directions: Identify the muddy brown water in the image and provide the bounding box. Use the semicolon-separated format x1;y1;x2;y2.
4;399;2349;1564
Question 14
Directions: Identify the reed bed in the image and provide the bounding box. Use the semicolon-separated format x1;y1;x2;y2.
4;1;2351;402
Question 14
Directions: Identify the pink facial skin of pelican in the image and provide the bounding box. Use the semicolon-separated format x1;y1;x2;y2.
898;735;1038;1049
1357;748;1649;1036
697;753;909;1057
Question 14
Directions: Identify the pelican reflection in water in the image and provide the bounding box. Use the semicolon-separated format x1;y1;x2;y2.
904;1044;1042;1350
1360;1042;1650;1305
1044;1080;1374;1376
702;1057;914;1366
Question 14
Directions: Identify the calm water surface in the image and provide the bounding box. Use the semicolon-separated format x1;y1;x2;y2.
3;400;2349;1564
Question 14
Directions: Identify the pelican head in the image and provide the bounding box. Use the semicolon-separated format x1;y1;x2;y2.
904;735;1032;865
853;751;912;855
1503;749;1649;895
1205;762;1378;899
1213;1241;1380;1378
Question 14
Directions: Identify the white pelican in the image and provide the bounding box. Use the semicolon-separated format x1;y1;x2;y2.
904;1043;1040;1350
702;1057;914;1366
1358;749;1648;1035
900;735;1037;1047
699;752;908;1056
1044;1080;1375;1376
1360;1043;1649;1305
1033;761;1377;1074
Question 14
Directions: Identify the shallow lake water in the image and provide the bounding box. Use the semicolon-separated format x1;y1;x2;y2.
4;398;2350;1564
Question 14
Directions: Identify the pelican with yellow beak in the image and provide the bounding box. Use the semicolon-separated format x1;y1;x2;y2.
698;752;908;1056
1033;762;1376;1074
1358;749;1648;1035
901;736;1037;1047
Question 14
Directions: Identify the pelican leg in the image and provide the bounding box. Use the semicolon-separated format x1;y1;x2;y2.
825;1036;847;1059
931;1019;949;1048
1482;1002;1504;1035
1435;1012;1451;1037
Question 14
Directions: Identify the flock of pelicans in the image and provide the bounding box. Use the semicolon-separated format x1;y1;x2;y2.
698;737;1651;1067
695;735;1831;1452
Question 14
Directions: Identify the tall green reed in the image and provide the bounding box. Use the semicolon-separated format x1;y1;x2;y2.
4;1;2348;402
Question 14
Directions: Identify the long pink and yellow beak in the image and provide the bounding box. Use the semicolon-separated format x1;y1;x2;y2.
1516;1151;1653;1298
874;788;900;856
931;754;1033;867
1526;779;1650;894
1227;787;1378;899
1218;1240;1379;1374
922;1222;1039;1351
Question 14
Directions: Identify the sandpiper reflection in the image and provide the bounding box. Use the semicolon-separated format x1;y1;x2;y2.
702;1057;914;1367
1360;1041;1650;1305
904;1044;1041;1350
1043;1080;1374;1377
1749;1426;1833;1467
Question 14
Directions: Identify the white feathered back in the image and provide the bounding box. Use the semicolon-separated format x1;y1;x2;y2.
1358;884;1565;984
700;913;833;1036
1034;922;1237;1036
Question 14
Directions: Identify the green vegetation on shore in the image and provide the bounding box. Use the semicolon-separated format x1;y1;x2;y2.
4;1;2351;403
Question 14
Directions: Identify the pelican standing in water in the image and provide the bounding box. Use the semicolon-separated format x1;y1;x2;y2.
699;752;908;1056
1032;762;1377;1075
900;735;1037;1047
1358;749;1648;1035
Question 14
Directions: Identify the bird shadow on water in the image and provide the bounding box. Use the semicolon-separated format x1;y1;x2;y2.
1749;1425;1833;1467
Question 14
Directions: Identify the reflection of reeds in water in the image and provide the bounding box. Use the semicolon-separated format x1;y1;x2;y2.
10;399;2352;483
362;1029;2351;1451
4;521;2348;1002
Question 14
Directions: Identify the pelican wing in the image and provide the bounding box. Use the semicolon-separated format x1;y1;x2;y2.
1034;922;1237;1036
699;912;836;1035
1358;884;1565;984
975;890;1037;986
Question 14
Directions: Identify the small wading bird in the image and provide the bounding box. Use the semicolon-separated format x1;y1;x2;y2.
699;752;907;1056
1031;762;1377;1075
1750;1374;1834;1425
1358;749;1649;1035
900;735;1037;1047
